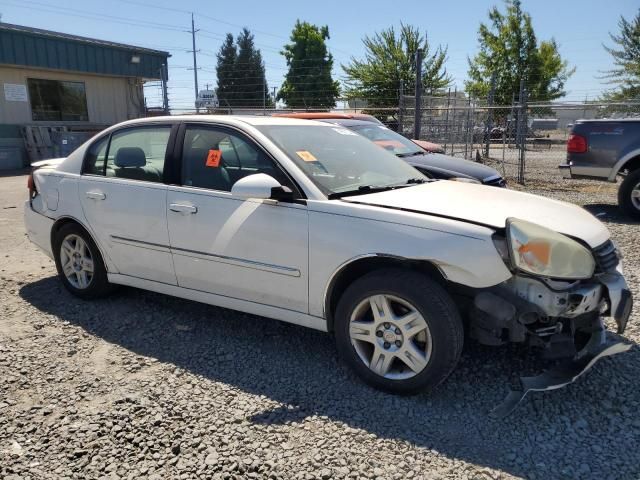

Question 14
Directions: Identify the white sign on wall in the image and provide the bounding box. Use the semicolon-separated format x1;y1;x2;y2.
4;83;28;102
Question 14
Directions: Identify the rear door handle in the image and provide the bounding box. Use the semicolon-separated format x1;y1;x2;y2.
169;203;198;214
86;191;106;200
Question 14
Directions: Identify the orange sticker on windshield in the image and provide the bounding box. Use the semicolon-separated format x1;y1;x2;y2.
296;150;317;162
206;149;222;167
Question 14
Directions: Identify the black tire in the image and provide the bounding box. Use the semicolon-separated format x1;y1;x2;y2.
334;269;463;395
618;169;640;220
52;222;114;299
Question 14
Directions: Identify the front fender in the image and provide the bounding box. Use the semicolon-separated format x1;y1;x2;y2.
308;204;512;318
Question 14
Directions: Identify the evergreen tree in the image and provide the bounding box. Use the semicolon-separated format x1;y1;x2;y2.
216;33;237;107
466;0;574;104
235;28;271;107
216;29;271;108
278;21;340;109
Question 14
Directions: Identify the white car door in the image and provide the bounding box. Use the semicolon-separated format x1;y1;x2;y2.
78;124;177;285
166;124;309;313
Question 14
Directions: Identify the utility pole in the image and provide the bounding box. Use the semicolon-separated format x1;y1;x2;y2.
485;72;497;157
397;80;404;134
272;86;277;109
161;63;169;114
190;13;200;113
413;49;423;140
263;78;266;115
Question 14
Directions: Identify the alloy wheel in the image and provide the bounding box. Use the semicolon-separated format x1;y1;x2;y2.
60;234;94;289
349;294;433;380
631;181;640;210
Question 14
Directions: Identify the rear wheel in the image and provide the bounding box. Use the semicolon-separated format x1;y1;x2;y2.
53;223;113;299
334;269;463;394
618;169;640;220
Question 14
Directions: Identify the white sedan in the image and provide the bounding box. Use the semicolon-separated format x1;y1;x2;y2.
25;116;633;395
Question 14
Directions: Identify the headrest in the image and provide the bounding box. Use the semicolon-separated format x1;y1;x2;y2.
114;147;146;168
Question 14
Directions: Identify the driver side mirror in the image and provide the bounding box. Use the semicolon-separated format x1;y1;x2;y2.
231;173;294;202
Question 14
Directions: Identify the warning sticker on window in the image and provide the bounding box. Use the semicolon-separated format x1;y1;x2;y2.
206;149;222;167
332;128;357;136
296;150;318;162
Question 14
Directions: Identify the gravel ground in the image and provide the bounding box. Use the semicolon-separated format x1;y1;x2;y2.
1;163;639;480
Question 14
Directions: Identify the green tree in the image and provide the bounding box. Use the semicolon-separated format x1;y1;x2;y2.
466;0;574;105
216;33;237;107
216;29;271;108
601;9;640;101
342;24;450;110
234;28;271;108
278;21;340;109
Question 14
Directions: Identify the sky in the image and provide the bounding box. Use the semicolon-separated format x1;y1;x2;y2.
1;0;638;111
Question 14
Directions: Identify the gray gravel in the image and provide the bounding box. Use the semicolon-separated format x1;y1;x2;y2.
1;166;639;480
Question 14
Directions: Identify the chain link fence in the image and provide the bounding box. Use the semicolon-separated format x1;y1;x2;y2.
398;93;640;184
157;94;640;185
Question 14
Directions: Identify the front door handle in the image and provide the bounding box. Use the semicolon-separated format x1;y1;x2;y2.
86;191;106;200
169;203;198;214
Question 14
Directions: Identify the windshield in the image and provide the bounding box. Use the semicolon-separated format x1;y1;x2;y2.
349;125;424;156
256;125;427;196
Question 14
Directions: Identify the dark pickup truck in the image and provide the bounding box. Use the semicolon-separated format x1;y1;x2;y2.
560;119;640;219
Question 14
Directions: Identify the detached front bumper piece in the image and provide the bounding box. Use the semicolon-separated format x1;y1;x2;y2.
598;272;633;334
491;332;632;418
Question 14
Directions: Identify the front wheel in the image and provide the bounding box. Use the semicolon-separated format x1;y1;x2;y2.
618;169;640;220
53;223;114;299
334;269;463;394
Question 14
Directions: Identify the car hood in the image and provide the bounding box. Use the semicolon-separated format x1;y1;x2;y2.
406;153;501;182
343;181;610;248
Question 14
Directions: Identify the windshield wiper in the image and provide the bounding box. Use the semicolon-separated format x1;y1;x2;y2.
405;177;427;184
328;184;410;199
397;151;425;158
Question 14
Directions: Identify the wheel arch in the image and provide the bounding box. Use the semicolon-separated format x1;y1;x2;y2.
609;149;640;180
323;254;448;332
50;216;113;272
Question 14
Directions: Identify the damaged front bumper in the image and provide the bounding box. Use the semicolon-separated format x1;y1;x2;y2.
470;270;633;416
470;270;632;356
491;333;632;417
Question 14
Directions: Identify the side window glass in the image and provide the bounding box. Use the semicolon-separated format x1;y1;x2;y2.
105;126;171;183
182;127;291;192
83;136;109;175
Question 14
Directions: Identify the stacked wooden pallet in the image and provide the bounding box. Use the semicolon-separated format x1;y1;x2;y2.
22;125;58;162
21;125;106;162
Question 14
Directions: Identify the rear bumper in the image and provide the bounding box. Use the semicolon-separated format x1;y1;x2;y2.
558;163;614;181
24;201;54;259
559;164;573;179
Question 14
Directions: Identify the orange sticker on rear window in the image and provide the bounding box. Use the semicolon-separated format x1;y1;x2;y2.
206;149;222;167
296;150;317;162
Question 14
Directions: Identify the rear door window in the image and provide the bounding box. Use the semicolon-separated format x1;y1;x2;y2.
105;126;171;183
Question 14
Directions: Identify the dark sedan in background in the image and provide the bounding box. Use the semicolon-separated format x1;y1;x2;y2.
317;118;507;187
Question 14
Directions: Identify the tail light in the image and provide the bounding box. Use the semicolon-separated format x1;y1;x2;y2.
567;134;588;153
27;172;37;199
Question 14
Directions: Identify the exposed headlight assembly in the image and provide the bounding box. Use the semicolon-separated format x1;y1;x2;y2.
506;218;595;280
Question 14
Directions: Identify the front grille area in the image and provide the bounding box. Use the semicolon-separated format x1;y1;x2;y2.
483;176;507;188
593;240;620;272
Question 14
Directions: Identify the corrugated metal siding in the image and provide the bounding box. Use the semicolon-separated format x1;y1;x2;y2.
0;26;168;79
0;66;144;125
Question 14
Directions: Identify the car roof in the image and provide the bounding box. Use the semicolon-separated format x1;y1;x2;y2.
103;115;332;128
272;112;383;124
317;118;383;127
